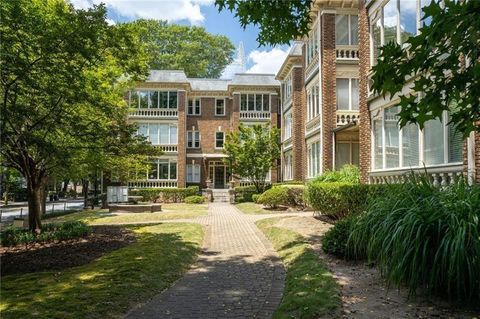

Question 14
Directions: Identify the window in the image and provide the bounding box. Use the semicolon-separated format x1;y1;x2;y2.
215;99;225;116
335;14;358;45
335;142;359;169
187;131;200;148
240;94;270;112
306;26;319;65
187;98;201;115
137;123;177;145
187;164;201;183
284;153;293;180
284;112;292;140
384;106;400;168
373;115;383;169
130;90;177;108
283;74;292;101
402;122;419;167
147;159;177;180
215;132;224;149
307;141;321;178
336;78;359;110
307;83;320;120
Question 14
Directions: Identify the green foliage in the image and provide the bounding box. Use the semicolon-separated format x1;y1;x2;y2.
305;182;382;220
312;165;360;184
272;180;304;186
321;216;356;258
348;177;480;301
224;123;280;193
215;0;313;46
282;185;306;209
126;19;234;78
371;0;480;136
251;194;261;203
184;195;205;204
1;221;90;246
257;187;289;209
130;186;199;203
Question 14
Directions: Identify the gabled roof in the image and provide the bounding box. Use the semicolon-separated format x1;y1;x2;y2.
276;42;304;80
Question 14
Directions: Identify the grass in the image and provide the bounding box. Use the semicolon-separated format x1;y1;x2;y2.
46;203;208;225
235;202;288;215
256;217;339;318
1;222;204;319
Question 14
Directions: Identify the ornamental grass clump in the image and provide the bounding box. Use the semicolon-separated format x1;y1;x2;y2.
348;176;480;301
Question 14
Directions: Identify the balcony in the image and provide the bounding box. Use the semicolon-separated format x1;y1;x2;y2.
369;165;463;186
156;144;178;153
240;111;271;120
336;110;360;126
129;108;178;119
128;180;177;188
336;45;359;61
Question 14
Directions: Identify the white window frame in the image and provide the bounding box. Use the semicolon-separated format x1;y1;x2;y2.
215;98;226;116
307;141;321;178
336;78;359;110
240;94;271;112
284;153;293;181
335;14;359;46
137;123;178;145
187;131;200;149
147;159;177;180
130;90;178;109
306;83;320;121
186;164;201;183
187;98;201;115
284;111;292;140
215;131;225;149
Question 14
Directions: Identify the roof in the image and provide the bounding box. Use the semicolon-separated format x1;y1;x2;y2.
288;42;303;56
188;78;230;91
146;70;188;83
276;42;304;80
231;73;280;86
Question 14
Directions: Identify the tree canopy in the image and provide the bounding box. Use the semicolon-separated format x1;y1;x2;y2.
215;0;313;46
127;19;235;78
371;0;480;136
223;124;280;193
0;0;156;231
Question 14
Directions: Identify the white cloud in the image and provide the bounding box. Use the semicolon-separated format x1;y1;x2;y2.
69;0;214;25
246;47;289;75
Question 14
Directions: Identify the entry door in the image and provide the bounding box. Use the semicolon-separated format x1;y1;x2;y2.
214;166;225;189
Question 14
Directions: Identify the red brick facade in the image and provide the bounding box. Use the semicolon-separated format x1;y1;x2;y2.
291;67;306;181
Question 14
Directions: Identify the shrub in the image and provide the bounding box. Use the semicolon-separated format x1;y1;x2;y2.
234;185;271;202
1;221;90;247
184;195;205;204
312;164;360;184
348;177;480;301
130;186;199;203
283;185;306;209
322;216;356;258
305;182;382;219
252;194;261;203
257;187;289;209
272;180;304;186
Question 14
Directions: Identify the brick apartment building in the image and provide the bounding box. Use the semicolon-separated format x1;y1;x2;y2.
278;0;478;184
277;0;361;182
127;70;280;189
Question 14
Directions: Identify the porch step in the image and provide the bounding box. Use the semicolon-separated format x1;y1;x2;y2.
211;190;230;203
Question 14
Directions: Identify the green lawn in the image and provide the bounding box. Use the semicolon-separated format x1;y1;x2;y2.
46;203;208;225
1;223;204;319
256;218;339;319
234;202;284;214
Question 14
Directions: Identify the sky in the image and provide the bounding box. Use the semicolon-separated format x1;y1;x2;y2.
70;0;290;76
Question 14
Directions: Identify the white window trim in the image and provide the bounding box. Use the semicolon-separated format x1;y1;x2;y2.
187;131;201;149
335;14;359;46
336;78;359;111
240;94;271;112
138;123;178;145
147;159;177;181
187;98;202;116
215;131;225;149
130;90;178;109
215;98;226;116
186;164;201;183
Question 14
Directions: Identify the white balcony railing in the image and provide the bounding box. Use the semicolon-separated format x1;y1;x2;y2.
156;144;178;153
369;165;463;186
336;45;359;61
129;108;178;118
240;111;271;120
336;110;360;126
128;180;178;188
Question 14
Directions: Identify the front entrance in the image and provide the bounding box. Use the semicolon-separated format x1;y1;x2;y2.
208;161;228;189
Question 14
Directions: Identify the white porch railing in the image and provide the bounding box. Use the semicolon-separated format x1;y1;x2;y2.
336;110;360;126
240;111;271;120
129;109;178;118
336;45;359;61
128;180;178;188
369;165;463;186
156;144;178;153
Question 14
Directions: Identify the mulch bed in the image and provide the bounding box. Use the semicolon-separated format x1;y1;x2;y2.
1;226;136;276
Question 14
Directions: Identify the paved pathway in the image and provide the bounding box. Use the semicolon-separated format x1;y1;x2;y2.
125;203;287;319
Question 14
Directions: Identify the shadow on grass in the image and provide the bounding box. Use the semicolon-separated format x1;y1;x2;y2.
0;223;203;319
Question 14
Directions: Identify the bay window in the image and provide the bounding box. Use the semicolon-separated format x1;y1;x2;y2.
336;78;359;110
187;164;201;183
130;90;178;108
335;14;358;45
306;26;319;66
137;123;178;145
148;159;177;180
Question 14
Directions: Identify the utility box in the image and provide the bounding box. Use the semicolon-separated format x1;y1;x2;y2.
107;186;128;203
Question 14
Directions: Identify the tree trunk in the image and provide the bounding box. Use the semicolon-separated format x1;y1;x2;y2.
40;183;47;216
82;179;89;209
73;181;77;199
26;174;47;233
62;179;69;193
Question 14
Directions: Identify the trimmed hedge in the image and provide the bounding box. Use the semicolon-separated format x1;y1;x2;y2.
252;194;261;203
305;182;384;220
321;216;356;258
234;185;271;202
283;185;306;209
130;186;199;203
257;187;289;209
312;164;360;184
184;195;205;204
1;221;90;247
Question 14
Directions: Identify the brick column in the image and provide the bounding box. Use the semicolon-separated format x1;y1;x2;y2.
177;90;187;187
321;13;337;172
358;0;372;183
292;67;306;181
270;94;279;183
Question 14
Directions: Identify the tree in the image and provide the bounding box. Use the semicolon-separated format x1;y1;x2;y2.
371;0;480;136
223;123;280;193
215;0;312;46
0;0;153;232
127;19;235;78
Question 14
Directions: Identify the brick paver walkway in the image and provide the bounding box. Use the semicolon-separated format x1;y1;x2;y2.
124;203;286;319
